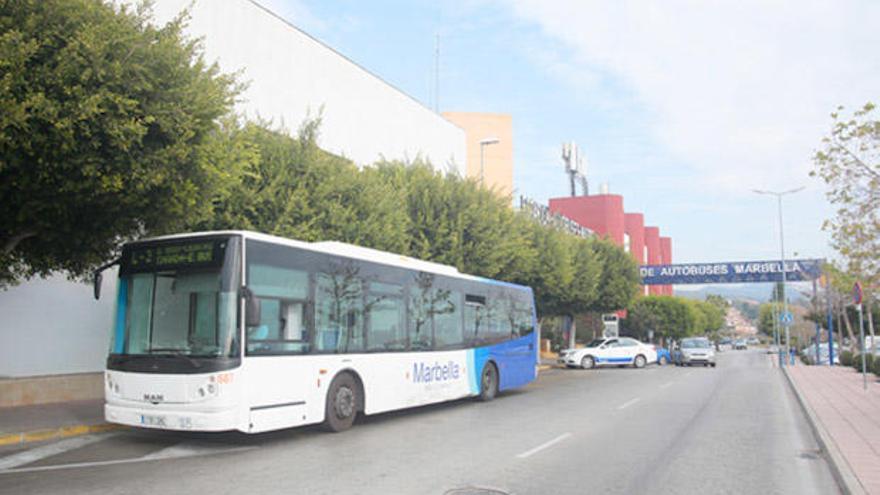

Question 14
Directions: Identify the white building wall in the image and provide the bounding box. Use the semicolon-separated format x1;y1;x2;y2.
147;0;466;172
0;271;116;377
1;0;466;378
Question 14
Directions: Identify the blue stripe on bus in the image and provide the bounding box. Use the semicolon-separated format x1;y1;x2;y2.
113;279;127;354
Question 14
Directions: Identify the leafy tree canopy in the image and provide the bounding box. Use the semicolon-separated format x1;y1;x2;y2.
0;0;238;285
812;102;880;295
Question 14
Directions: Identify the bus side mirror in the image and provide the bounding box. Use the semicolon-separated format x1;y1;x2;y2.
93;271;103;300
243;288;261;327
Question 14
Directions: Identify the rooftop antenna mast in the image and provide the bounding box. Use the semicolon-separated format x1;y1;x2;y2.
562;142;589;196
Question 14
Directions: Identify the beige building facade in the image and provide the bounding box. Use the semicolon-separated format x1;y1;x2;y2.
442;112;514;198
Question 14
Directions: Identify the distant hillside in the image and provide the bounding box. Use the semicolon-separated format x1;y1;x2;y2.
674;282;811;303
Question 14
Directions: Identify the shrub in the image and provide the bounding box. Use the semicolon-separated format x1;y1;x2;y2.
840;350;854;367
852;354;863;371
873;356;880;377
850;353;875;372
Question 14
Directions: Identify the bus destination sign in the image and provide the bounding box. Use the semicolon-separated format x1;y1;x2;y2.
125;239;225;273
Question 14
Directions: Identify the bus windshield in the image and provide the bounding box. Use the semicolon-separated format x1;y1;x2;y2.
110;236;241;360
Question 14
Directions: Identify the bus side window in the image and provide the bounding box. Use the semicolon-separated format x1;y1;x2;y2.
464;294;486;346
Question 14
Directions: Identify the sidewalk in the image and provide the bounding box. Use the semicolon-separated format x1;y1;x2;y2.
785;363;880;495
0;399;117;446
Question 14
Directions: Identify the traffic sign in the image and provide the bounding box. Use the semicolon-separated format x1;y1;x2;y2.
779;312;793;325
853;281;863;306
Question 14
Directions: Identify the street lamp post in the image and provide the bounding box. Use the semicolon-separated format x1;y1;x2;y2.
753;186;804;367
479;137;499;188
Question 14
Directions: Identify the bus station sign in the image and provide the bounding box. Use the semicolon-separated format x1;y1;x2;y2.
639;259;823;285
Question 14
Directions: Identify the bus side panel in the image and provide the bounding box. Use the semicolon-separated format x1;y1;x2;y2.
240;356;321;433
489;333;538;392
362;350;473;415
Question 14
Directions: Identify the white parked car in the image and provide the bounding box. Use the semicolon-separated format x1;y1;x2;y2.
558;337;658;369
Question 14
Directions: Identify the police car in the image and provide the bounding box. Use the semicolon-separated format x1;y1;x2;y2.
558;337;658;369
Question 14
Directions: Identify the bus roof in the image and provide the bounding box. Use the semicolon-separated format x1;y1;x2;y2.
127;230;532;292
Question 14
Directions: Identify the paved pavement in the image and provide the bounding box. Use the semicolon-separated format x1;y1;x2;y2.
0;399;114;446
786;362;880;494
0;349;838;494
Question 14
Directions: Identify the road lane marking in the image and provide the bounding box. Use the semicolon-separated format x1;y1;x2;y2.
516;433;572;459
0;441;255;475
0;432;118;471
617;398;641;410
659;381;674;389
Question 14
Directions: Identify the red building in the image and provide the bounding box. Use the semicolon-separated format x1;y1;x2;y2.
548;194;673;297
548;195;625;245
644;226;662;295
660;236;673;295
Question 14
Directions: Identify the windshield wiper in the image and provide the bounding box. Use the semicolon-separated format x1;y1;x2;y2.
147;348;202;368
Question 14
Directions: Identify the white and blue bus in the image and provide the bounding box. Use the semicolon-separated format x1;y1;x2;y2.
98;231;538;433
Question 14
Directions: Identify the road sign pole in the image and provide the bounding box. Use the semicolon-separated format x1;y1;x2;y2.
854;282;866;390
813;279;820;364
826;271;834;366
858;303;867;390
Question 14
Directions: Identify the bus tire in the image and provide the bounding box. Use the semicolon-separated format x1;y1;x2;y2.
479;362;499;401
323;373;359;432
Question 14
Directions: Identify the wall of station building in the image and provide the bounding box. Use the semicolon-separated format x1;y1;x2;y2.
1;0;470;379
442;112;514;198
548;195;673;296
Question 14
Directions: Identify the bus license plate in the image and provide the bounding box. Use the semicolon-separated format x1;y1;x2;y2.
140;414;167;427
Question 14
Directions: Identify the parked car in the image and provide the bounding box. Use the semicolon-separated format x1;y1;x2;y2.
674;337;717;367
558;337;658;369
734;339;748;350
800;344;841;364
747;337;760;345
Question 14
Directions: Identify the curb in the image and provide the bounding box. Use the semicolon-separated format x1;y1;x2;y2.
781;366;867;495
0;423;122;447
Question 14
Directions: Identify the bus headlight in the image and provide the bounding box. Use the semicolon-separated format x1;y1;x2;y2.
105;372;120;396
191;376;221;401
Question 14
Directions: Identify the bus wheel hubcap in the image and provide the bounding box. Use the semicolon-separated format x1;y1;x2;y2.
335;387;354;418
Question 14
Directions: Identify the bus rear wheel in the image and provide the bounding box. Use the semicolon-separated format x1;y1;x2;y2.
323;373;359;432
479;363;498;401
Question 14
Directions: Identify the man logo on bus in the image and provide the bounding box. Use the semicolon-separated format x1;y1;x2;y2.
413;361;460;383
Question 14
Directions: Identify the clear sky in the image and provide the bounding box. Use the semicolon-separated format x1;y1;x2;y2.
260;0;879;265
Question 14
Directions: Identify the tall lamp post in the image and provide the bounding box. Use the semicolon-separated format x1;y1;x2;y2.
753;186;804;367
479;137;499;188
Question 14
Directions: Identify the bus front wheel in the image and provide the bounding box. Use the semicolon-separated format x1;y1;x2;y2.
479;363;499;401
323;373;359;432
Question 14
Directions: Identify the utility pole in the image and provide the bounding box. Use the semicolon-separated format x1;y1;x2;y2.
753;186;804;367
433;34;440;113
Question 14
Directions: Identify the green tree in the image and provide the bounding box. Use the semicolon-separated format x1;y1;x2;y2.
0;0;238;285
591;239;640;313
624;296;694;343
812;103;879;317
200;120;410;254
758;302;782;336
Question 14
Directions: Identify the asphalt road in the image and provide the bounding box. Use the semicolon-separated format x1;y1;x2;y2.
0;349;838;495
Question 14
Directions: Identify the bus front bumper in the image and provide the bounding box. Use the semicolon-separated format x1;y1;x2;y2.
105;402;240;432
